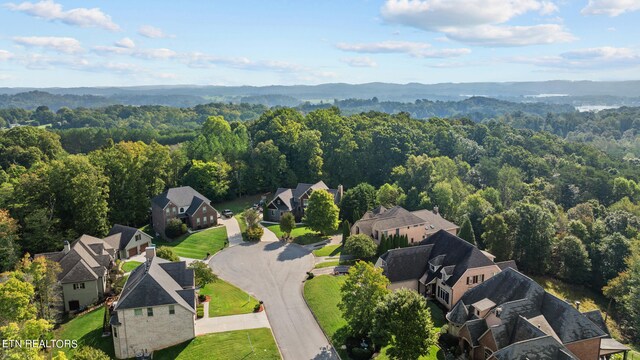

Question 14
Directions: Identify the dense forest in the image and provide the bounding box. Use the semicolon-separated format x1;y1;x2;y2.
0;104;639;347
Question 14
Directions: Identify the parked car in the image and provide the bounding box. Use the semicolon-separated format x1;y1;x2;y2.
222;209;234;218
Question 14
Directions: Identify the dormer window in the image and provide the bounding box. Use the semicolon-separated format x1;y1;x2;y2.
430;264;437;272
179;207;185;213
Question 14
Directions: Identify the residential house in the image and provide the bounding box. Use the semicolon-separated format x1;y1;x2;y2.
36;235;115;312
352;206;459;244
110;246;196;359
375;230;516;310
264;181;343;222
446;268;630;360
104;224;153;260
151;186;218;238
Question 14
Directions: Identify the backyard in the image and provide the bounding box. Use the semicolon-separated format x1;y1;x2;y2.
154;226;228;259
199;279;260;317
54;307;114;358
303;275;444;360
214;194;264;215
154;328;280;360
122;260;142;272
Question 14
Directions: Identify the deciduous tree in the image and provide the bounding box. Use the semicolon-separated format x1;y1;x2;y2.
344;234;377;260
304;189;339;235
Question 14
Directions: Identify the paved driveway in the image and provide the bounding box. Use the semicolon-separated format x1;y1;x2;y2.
219;216;244;247
209;235;338;360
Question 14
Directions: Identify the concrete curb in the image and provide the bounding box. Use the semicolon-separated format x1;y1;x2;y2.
300;276;342;360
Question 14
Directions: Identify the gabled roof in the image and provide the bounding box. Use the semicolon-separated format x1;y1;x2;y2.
185;197;205;216
266;181;339;210
151;186;211;209
105;224;144;250
115;257;195;313
491;336;577;360
379;245;433;282
412;209;460;231
354;206;458;238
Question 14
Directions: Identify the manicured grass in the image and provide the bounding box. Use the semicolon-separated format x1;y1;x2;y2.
263;223;330;245
199;279;259;317
214;194;264;215
54;308;114;358
122;260;142;272
312;244;342;257
304;275;444;360
154;328;280;360
235;214;249;242
155;226;228;259
314;259;355;269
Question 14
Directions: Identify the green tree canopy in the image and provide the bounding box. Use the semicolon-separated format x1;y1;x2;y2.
344;234;377;260
279;212;295;238
458;215;476;246
182;159;232;202
304;189;339;235
339;183;378;223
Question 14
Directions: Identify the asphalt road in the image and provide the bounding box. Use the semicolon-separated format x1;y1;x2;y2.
209;237;338;360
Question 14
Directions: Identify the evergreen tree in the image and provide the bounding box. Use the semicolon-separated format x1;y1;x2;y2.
341;220;351;245
459;215;476;245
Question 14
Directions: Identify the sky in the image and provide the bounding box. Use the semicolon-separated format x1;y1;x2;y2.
0;0;638;87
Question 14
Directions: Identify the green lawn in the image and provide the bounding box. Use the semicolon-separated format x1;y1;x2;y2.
54;308;114;358
122;260;142;272
214;194;263;215
199;279;259;317
314;259;355;269
155;226;228;259
154;328;280;360
312;244;343;257
263;223;330;245
235;214;249;242
303;275;444;360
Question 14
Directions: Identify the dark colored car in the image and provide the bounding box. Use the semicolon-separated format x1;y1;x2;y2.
222;209;233;218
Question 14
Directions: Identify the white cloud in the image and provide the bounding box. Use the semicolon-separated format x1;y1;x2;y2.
336;40;470;58
444;24;575;46
5;0;119;31
0;50;13;60
512;46;640;69
138;25;173;39
134;48;177;60
380;0;572;46
14;36;83;54
340;57;378;67
581;0;640;16
115;37;135;49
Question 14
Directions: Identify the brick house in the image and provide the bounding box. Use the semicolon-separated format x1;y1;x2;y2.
103;224;153;260
36;235;114;312
352;206;459;245
264;181;343;222
110;247;196;359
446;268;630;360
151;186;218;238
375;230;516;310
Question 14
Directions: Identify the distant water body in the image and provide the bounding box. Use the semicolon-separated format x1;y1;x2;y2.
575;105;621;112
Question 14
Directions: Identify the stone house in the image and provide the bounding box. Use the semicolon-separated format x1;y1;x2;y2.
352;206;459;244
375;230;516;310
110;247;196;359
151;186;218;238
446;268;630;360
103;224;153;259
265;181;343;222
36;235;114;312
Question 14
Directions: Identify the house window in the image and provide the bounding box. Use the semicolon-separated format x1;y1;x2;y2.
169;305;175;315
203;216;207;224
172;207;177;215
165;208;170;215
134;309;143;316
147;307;154;316
484;348;493;359
135;233;141;241
180;207;185;213
203;206;207;214
196;218;200;225
113;327;118;338
303;199;309;207
437;286;450;304
395;228;400;236
73;283;85;290
210;215;215;222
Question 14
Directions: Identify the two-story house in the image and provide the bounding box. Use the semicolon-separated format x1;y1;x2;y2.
264;181;343;222
353;206;459;244
110;246;196;359
36;235;115;312
103;224;153;259
446;268;630;360
151;186;219;239
375;229;516;310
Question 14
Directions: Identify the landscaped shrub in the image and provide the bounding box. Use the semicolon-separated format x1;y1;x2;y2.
198;294;206;302
73;346;110;360
157;246;180;262
165;218;184;239
306;271;315;280
181;223;188;234
196;304;204;318
246;225;264;241
350;347;373;360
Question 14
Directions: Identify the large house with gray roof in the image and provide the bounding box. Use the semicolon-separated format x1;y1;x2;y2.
265;181;343;222
36;235;115;312
375;230;516;310
104;224;153;260
110;246;196;359
151;186;218;239
446;268;630;360
352;205;459;245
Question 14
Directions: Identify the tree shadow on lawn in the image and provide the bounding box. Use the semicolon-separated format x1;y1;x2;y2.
295;233;330;246
76;326;114;357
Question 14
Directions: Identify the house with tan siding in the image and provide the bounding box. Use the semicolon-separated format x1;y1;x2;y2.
110;247;196;359
375;230;515;310
446;268;630;360
103;224;153;260
353;206;459;244
151;186;218;239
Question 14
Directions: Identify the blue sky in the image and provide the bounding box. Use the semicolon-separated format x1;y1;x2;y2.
0;0;638;87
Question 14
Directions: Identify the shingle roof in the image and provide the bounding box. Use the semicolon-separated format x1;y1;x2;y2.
185;197;204;216
115;257;195;313
151;186;211;209
496;260;518;271
106;224;140;250
412;209;460;231
491;336;577;360
354;206;459;240
266;181;338;211
379;245;433;282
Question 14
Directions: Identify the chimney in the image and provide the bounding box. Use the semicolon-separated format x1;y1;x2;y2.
337;185;344;202
433;206;439;215
63;241;71;254
575;301;581;311
145;246;156;263
495;307;502;318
